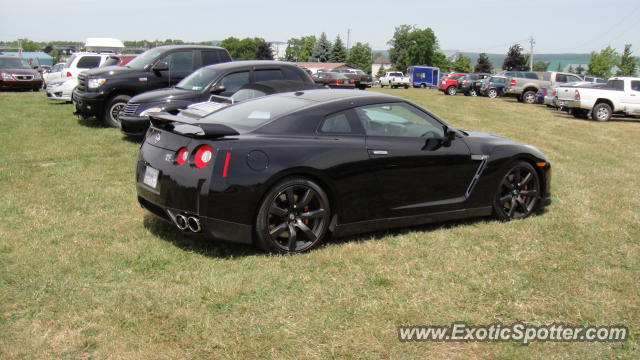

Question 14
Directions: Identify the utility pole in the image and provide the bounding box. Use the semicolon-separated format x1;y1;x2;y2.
347;29;351;55
529;36;535;71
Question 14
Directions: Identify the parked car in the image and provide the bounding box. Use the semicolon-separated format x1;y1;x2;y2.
72;45;232;127
43;62;65;87
406;66;440;88
312;72;356;89
120;61;314;136
503;71;583;104
457;73;491;96
60;52;119;79
438;72;467;95
540;81;601;108
173;80;321;119
136;89;551;253
378;71;411;88
330;68;372;89
0;55;43;91
479;76;507;98
45;77;77;101
583;75;607;84
556;77;640;121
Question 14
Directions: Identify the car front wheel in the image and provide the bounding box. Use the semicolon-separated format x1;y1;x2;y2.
493;161;540;221
446;86;457;96
103;95;131;128
256;177;331;254
487;89;498;98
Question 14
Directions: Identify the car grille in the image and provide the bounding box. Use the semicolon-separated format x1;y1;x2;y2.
14;74;34;81
76;73;87;92
122;102;141;116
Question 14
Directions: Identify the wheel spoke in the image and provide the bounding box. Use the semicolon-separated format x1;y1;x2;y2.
507;198;517;217
269;203;288;218
514;168;521;183
285;188;295;207
499;194;512;203
520;189;538;197
519;172;532;186
300;208;326;220
295;220;317;242
297;188;315;208
270;222;288;238
501;179;515;191
287;223;297;252
516;197;528;213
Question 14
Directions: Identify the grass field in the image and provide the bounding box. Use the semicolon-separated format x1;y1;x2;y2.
0;89;638;359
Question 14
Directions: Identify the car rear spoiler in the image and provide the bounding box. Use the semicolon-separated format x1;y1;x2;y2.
149;113;239;138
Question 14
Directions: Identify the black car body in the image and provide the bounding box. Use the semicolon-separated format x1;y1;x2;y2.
480;76;507;98
119;61;314;137
0;55;43;90
457;73;491;96
72;45;232;127
136;90;551;253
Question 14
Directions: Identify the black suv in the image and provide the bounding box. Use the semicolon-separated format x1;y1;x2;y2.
457;73;491;96
119;60;314;137
72;45;232;127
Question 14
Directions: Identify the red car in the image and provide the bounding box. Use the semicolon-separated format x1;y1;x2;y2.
312;72;355;89
0;55;43;91
438;72;467;96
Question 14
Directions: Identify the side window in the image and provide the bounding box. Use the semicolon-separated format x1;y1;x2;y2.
201;51;220;66
525;72;539;79
319;112;352;133
543;73;551;81
355;102;444;138
282;66;307;81
567;75;581;83
496;78;505;84
219;71;250;93
254;69;284;82
76;56;102;69
159;51;194;72
556;74;568;83
631;81;640;92
608;80;624;90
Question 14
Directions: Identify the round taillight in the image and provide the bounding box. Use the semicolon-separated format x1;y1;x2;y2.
194;145;213;168
176;147;189;165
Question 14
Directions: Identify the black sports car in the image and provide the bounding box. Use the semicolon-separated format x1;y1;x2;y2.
136;90;551;253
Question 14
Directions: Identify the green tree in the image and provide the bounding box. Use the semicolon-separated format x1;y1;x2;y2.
556;62;562;71
329;35;347;62
568;65;574;73
311;32;331;62
432;51;451;73
255;40;274;60
532;61;549;71
587;46;618;78
376;64;386;77
474;53;492;73
17;38;41;52
617;44;638;76
346;42;372;73
575;65;585;75
284;35;315;62
451;54;472;73
220;37;264;60
388;25;439;71
502;44;526;70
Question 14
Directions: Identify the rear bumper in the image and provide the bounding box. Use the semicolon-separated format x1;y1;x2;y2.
560;99;582;108
120;114;150;137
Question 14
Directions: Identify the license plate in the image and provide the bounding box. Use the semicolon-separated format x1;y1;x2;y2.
143;166;159;189
560;101;567;106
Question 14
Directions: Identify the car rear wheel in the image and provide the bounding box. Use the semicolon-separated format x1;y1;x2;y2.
469;89;478;96
493;161;540;221
255;177;331;254
420;83;426;89
446;86;457;96
523;90;537;104
487;89;498;98
592;103;612;122
103;94;131;128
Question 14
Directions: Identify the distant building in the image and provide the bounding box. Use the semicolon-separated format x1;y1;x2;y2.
270;41;288;60
294;62;352;74
371;55;391;76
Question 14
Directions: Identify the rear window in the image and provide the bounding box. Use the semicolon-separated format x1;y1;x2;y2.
450;75;464;80
524;72;538;79
607;79;624;90
255;69;284;82
631;81;640;91
388;72;403;77
200;95;312;133
76;56;102;69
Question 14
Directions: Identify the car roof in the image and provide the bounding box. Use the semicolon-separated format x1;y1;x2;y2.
275;88;398;103
151;45;227;51
201;60;300;71
238;80;321;93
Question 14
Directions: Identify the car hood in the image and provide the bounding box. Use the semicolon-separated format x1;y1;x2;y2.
82;65;139;78
2;68;39;75
463;130;546;160
130;87;201;104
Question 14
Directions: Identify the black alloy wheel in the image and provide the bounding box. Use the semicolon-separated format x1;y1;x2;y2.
494;162;540;220
256;178;331;253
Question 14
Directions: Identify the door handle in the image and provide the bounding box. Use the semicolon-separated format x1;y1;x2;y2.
368;149;388;155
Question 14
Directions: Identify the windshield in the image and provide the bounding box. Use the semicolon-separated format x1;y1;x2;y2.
200;95;311;133
231;88;267;102
0;57;32;69
125;48;164;70
176;68;218;91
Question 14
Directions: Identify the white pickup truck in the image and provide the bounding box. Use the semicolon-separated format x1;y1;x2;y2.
378;71;410;89
557;77;640;121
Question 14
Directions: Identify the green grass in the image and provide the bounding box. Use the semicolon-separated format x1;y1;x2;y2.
0;89;638;359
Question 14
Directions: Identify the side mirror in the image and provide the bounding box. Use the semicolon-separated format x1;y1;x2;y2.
210;84;225;94
422;128;457;151
152;61;169;72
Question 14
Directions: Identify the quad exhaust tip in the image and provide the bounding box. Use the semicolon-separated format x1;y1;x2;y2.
187;217;201;233
175;214;188;231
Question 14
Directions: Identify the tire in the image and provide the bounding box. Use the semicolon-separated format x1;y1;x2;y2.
404;85;409;89
516;95;523;102
469;89;478;97
380;84;385;88
32;88;40;92
523;90;537;104
446;86;457;96
255;177;331;254
487;89;498;98
592;102;612;122
103;95;131;128
420;83;426;89
493;161;540;221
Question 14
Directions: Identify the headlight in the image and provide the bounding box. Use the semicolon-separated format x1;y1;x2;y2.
1;72;15;80
140;107;164;117
88;78;106;89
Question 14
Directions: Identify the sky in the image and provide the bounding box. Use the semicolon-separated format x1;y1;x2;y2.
1;0;639;54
